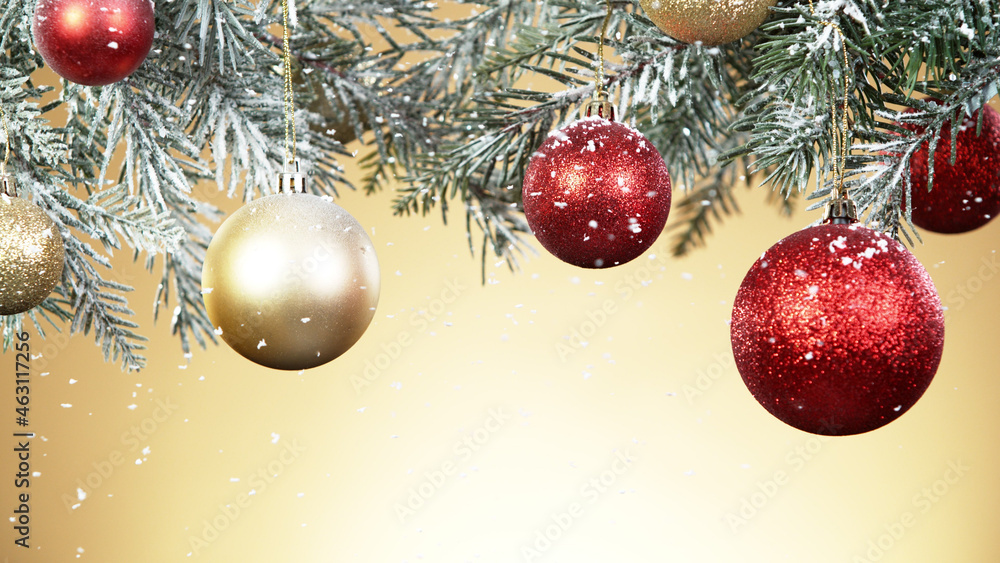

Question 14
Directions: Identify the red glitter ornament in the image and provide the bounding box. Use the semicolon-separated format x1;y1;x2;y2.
903;103;1000;233
730;222;944;436
521;117;671;268
33;0;155;86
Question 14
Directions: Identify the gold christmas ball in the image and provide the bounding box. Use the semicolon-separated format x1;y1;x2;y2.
201;193;380;370
0;194;65;315
639;0;777;46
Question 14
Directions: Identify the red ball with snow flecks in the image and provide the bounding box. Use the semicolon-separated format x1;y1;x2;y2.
730;222;944;436
903;103;1000;233
33;0;155;86
521;117;672;268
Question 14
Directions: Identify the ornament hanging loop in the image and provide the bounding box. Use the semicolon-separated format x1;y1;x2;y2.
281;0;297;167
276;0;305;195
1;105;16;197
583;0;616;121
808;1;856;224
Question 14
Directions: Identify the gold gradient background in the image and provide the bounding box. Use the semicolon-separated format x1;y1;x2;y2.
2;53;999;563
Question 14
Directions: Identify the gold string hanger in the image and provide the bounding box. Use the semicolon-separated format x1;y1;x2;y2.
583;0;616;120
279;0;304;193
282;0;296;166
807;0;855;222
1;104;14;197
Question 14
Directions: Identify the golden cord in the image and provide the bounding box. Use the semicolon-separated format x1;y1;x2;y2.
282;0;296;166
808;0;851;198
595;0;614;99
1;104;9;176
0;104;12;197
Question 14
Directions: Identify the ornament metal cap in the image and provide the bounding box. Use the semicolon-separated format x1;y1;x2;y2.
278;161;306;194
1;172;14;197
581;92;616;122
823;193;858;224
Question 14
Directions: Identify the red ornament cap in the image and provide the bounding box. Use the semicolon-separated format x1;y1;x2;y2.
731;222;944;435
33;0;156;86
521;117;671;268
904;103;1000;233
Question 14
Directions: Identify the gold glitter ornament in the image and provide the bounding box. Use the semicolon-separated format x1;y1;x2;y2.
0;178;65;315
201;185;380;371
639;0;777;46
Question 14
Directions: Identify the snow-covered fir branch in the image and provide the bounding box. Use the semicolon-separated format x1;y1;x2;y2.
1;0;998;365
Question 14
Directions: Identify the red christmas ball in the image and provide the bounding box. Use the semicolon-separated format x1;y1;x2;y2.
33;0;155;86
522;117;672;268
904;103;1000;233
731;222;944;436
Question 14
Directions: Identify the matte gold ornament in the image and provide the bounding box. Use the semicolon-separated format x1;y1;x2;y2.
201;186;380;371
639;0;777;46
0;179;65;316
